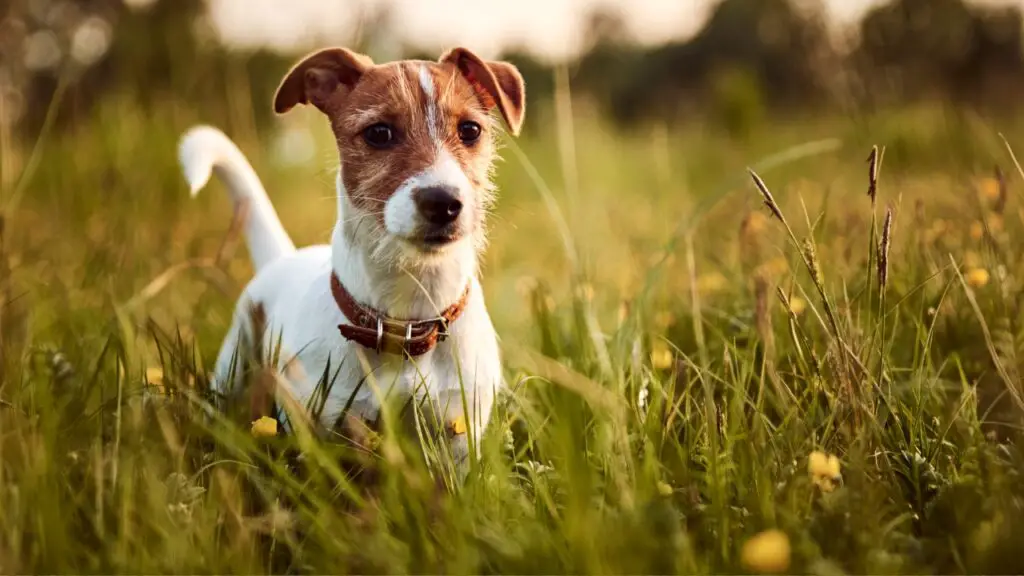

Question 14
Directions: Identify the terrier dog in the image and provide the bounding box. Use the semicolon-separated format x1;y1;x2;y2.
178;47;525;464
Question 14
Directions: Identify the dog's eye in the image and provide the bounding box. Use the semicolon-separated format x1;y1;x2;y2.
363;123;396;149
457;121;481;144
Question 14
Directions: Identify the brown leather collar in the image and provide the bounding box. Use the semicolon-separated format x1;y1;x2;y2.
330;272;470;356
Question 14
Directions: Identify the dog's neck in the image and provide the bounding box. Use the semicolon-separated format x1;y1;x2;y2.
330;175;478;320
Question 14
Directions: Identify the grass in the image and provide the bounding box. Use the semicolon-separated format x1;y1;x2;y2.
3;80;1024;573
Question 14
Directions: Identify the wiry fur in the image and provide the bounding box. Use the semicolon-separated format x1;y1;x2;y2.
178;48;525;467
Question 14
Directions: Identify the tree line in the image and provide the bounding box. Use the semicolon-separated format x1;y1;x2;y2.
2;0;1022;137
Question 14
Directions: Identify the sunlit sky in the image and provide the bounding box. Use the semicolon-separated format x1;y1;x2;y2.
207;0;1023;60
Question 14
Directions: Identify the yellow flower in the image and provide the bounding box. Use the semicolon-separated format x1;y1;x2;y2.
978;176;1001;202
966;268;990;288
741;529;791;574
970;221;984;240
650;341;674;370
788;296;807;316
250;416;278;438
146;367;166;394
450;415;468;436
657;481;673;496
808;450;842;492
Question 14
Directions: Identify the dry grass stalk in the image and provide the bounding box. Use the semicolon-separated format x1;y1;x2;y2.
749;169;785;223
867;146;880;206
878;207;893;290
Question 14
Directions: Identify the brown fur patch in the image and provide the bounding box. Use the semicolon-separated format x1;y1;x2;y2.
246;302;276;422
317;61;497;227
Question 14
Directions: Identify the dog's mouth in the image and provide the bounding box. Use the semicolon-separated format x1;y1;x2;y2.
394;227;463;253
418;231;461;250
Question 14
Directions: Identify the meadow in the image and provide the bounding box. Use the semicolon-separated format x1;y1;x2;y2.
3;79;1024;573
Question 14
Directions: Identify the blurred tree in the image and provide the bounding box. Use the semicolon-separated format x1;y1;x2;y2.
857;0;1024;107
573;7;645;113
1;0;290;137
575;0;837;126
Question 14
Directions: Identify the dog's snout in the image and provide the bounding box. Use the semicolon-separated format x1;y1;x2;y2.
414;186;463;226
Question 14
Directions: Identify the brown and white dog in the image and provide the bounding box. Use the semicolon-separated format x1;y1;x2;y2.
178;47;525;464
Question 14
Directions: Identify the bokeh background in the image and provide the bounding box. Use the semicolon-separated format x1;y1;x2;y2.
5;0;1024;334
6;2;1024;572
5;0;1024;422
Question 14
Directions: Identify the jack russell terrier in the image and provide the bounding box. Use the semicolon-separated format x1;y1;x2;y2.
178;47;525;465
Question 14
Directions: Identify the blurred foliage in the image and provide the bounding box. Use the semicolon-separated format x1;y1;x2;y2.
856;0;1024;107
6;1;1024;574
3;0;1024;137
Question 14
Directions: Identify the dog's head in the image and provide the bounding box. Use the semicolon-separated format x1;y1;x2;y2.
274;47;525;261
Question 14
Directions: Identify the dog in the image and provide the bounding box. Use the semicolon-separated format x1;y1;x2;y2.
178;46;525;466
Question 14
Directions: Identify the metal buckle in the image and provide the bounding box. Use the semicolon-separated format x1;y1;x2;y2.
404;321;414;344
375;317;384;354
435;317;451;342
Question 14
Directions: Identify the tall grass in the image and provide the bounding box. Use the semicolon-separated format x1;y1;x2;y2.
2;77;1024;573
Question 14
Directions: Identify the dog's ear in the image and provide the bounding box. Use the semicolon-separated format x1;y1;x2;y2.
274;48;374;115
440;47;526;136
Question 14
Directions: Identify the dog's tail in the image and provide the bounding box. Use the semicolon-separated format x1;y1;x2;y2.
179;125;295;271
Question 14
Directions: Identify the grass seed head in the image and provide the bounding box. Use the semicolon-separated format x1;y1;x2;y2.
878;207;893;290
867;146;880;205
749;169;784;222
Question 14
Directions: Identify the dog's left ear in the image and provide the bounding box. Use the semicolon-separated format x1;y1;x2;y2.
440;48;526;136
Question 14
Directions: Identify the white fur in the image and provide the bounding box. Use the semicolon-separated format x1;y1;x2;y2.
179;126;502;465
384;150;474;241
419;64;440;145
179;126;295;270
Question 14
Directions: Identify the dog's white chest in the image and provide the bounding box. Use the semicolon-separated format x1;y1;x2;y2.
211;246;502;438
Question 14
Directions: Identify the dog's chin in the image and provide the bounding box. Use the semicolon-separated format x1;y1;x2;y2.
395;232;466;260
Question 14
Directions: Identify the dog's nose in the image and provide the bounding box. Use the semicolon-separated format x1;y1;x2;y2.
414;186;463;226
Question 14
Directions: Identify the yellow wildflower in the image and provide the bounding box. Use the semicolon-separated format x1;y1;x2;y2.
146;367;166;394
250;416;278;438
808;450;842;492
450;415;468;436
657;481;673;497
650;341;674;370
978;176;1001;202
788;296;807;316
741;529;791;574
970;221;984;240
966;268;990;288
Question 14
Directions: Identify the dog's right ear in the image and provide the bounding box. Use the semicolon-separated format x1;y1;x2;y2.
274;48;373;115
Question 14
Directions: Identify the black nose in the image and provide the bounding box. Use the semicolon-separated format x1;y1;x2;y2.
414;186;462;226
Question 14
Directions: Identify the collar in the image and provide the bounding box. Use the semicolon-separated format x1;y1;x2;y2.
330;272;470;356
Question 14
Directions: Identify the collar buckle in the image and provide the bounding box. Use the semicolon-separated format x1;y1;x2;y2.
375;317;385;354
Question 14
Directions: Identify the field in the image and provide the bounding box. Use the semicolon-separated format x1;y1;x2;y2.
3;82;1024;573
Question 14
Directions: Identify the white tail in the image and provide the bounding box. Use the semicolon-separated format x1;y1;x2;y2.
179;126;295;271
